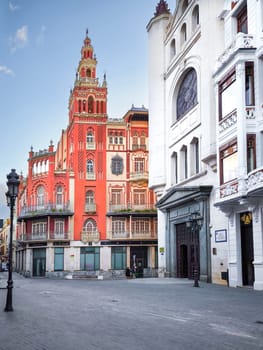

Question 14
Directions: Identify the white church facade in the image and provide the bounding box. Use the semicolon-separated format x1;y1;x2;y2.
147;0;263;290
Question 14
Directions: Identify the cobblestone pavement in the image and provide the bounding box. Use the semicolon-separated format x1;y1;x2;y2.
0;272;263;350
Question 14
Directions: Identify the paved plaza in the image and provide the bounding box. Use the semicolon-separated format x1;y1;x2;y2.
0;273;263;350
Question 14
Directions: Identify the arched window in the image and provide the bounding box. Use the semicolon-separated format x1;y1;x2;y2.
170;39;176;60
171;152;178;185
84;218;97;233
85;190;94;204
36;185;45;208
192;5;199;31
133;133;138;149
96;100;99;113
140;133;146;149
78;100;82;113
88;96;94;113
190;137;199;176
87;159;94;174
87;131;94;143
85;190;96;212
180;23;187;46
83;100;86;112
86;68;91;77
182;0;188;13
180;145;188;180
56;185;63;206
176;68;197;120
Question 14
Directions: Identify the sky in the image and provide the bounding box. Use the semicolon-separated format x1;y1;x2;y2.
0;0;176;218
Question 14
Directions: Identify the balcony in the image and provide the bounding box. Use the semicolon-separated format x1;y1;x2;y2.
108;203;156;216
219;110;237;135
216;33;255;71
81;230;100;243
49;232;70;240
18;231;70;242
108;230;157;240
108;231;129;239
86;173;96;180
18;202;73;220
131;230;154;239
132;144;147;151
85;203;96;213
130;172;148;182
86;142;96;150
247;167;263;196
216;179;239;200
219;106;256;137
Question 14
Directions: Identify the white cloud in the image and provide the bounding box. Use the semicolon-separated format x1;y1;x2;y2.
0;65;15;76
10;25;28;53
9;1;19;12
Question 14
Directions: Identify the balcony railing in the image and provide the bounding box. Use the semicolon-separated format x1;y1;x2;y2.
18;202;73;219
132;144;147;151
86;142;96;150
130;172;148;181
18;231;70;242
247;167;263;194
216;179;239;199
108;230;157;240
85;203;96;213
108;203;156;213
109;231;129;239
219;109;237;134
49;232;69;240
81;230;100;243
219;107;255;137
86;173;96;180
131;231;153;239
216;33;255;69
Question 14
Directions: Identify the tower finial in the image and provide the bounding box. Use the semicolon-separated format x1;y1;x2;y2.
102;72;107;88
86;28;88;37
154;0;170;17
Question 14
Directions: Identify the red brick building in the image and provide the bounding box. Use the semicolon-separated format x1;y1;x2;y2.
16;31;157;278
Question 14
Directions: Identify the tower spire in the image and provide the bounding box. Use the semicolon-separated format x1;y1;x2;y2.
154;0;170;17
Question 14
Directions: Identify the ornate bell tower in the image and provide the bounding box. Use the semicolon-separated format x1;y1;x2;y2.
68;29;107;122
67;30;108;242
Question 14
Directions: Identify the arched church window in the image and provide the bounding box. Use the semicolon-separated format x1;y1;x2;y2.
192;5;199;31
170;39;176;60
180;23;187;46
182;0;188;13
176;68;197;119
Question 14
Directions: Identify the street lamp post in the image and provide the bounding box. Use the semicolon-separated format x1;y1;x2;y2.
186;212;203;288
4;169;20;312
